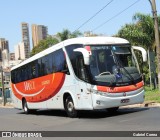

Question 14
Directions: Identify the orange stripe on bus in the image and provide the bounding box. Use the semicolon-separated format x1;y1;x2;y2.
11;73;65;103
97;81;144;93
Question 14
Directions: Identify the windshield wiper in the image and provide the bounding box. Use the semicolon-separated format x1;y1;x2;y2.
111;50;135;84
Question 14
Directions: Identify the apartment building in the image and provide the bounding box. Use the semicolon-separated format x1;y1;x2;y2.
21;22;30;58
32;24;48;47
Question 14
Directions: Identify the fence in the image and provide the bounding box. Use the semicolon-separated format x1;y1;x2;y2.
0;89;12;105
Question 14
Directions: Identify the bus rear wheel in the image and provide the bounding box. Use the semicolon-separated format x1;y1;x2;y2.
65;96;77;118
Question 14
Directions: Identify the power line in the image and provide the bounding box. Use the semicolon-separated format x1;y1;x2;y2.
74;0;114;32
92;0;140;32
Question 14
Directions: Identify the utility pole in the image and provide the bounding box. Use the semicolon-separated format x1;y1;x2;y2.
149;0;160;89
1;66;5;106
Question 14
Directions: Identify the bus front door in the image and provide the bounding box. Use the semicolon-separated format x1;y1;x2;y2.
76;56;93;109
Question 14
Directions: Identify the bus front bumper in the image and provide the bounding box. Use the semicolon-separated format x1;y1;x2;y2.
92;88;145;109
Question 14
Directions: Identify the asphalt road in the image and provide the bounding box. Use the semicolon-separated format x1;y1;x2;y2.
0;107;160;140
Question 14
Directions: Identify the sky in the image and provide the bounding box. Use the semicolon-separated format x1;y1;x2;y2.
0;0;160;53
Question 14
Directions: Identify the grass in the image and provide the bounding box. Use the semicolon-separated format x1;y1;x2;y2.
144;86;160;103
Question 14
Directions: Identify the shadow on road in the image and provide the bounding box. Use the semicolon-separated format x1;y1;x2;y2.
77;107;149;119
18;107;149;119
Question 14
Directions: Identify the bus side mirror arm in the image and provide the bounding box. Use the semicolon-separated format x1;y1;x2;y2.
73;48;90;65
132;46;147;62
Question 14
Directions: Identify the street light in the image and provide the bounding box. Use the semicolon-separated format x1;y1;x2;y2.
148;0;160;89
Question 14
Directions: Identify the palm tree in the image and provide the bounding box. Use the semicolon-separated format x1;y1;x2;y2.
57;29;82;41
117;13;160;87
132;13;155;50
117;13;159;50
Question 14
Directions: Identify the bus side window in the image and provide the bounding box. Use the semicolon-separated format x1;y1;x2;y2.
65;44;83;76
23;65;28;81
27;64;32;80
53;49;66;73
31;61;38;78
11;70;15;83
21;66;25;81
76;56;89;82
38;58;42;77
17;68;22;83
47;53;53;74
41;57;46;76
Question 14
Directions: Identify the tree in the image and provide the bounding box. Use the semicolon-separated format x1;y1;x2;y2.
57;29;82;41
132;13;155;49
117;13;160;50
31;36;59;56
117;13;160;85
30;29;82;56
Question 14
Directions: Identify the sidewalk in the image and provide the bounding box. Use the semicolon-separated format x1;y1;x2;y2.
0;97;14;108
0;103;14;108
121;102;160;108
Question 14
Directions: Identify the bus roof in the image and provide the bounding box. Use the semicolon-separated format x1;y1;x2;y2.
64;36;129;46
11;36;129;71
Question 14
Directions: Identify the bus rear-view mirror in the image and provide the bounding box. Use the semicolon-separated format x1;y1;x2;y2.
73;48;90;65
132;46;147;62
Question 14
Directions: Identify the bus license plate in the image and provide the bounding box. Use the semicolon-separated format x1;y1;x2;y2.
121;99;130;103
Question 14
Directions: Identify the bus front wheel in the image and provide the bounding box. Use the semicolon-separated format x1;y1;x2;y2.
23;100;30;114
65;96;77;118
22;100;37;114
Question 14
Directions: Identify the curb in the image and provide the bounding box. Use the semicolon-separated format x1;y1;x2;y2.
121;102;160;108
0;103;14;108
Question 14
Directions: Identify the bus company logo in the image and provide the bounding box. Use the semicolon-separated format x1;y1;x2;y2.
24;81;36;91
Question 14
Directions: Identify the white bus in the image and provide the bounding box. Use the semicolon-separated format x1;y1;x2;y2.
11;37;147;117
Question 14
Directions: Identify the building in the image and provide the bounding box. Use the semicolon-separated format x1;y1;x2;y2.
0;38;9;68
32;24;48;47
14;42;26;60
21;22;30;58
10;53;15;61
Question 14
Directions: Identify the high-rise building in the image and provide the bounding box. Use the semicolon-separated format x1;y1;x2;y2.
32;24;48;47
14;42;26;60
21;22;30;58
0;38;9;68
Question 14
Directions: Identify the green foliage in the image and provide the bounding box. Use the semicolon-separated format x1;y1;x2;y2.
145;86;160;103
31;36;59;56
117;13;160;49
57;29;82;41
30;29;82;56
117;13;160;83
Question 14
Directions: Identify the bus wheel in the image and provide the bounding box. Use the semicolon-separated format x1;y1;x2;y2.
107;107;119;113
65;96;77;118
23;100;30;114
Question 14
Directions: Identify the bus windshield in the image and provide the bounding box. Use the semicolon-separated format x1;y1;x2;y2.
88;45;142;86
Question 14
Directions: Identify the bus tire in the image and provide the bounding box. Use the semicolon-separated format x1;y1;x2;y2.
107;107;119;113
23;100;37;114
23;100;29;114
65;96;77;118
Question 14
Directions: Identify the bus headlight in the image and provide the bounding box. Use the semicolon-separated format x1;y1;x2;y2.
92;89;108;96
99;91;108;96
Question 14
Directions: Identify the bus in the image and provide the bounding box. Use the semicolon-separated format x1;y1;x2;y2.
11;37;147;118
